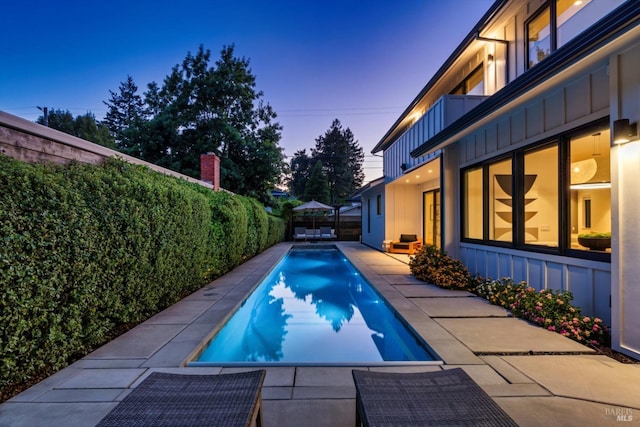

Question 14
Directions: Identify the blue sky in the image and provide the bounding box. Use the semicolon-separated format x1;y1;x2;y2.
1;0;494;182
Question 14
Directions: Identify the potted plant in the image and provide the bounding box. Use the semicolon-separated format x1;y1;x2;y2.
578;232;611;251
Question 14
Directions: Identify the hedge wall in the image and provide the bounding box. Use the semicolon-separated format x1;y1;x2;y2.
0;155;284;388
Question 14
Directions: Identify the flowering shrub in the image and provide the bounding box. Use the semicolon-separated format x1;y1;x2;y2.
474;277;609;347
409;245;472;290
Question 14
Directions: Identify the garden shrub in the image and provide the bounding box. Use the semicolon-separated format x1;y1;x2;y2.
409;245;472;290
0;154;283;390
239;196;269;259
475;277;609;347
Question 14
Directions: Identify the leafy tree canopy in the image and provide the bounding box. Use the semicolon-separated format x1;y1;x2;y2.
303;160;331;204
289;119;364;204
102;45;286;203
37;109;116;149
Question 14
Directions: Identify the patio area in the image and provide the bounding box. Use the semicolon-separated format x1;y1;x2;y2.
1;242;638;426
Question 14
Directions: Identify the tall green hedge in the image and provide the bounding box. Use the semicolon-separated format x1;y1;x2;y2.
0;155;284;388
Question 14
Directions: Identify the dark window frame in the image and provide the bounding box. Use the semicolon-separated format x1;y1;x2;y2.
460;119;610;263
525;1;558;70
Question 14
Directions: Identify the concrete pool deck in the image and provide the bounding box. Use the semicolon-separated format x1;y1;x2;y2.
1;242;639;426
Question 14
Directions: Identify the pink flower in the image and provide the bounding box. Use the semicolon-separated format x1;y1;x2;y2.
583;316;591;322
548;326;556;331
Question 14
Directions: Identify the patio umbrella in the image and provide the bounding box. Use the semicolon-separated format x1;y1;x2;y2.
293;200;334;231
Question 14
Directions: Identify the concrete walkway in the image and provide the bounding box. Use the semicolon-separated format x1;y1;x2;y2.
1;242;638;426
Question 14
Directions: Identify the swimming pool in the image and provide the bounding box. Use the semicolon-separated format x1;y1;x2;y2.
189;247;439;365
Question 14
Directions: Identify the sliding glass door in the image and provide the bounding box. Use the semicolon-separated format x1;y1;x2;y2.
423;189;441;248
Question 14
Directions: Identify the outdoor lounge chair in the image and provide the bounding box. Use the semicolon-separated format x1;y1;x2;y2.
352;368;517;427
389;234;422;255
294;227;307;241
97;370;266;427
305;228;321;240
320;226;335;240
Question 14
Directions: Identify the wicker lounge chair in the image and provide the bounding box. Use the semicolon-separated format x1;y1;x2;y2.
97;370;266;427
389;234;422;255
352;368;517;427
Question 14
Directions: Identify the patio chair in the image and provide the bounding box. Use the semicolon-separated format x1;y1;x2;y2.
294;227;307;241
352;368;517;427
305;228;320;240
389;234;422;255
97;370;266;427
320;226;335;240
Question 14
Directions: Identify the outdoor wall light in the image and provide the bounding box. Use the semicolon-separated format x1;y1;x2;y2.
613;118;638;144
400;163;408;172
487;53;494;64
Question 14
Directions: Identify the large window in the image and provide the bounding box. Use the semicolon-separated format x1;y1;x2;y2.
462;122;610;259
489;159;513;242
527;5;551;68
524;144;559;247
463;167;483;239
526;0;614;69
568;129;611;251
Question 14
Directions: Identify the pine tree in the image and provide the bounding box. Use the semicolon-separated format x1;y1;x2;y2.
312;119;364;203
102;75;145;154
304;161;331;204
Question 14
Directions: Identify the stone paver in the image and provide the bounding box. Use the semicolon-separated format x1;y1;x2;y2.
412;296;511;317
495;396;632;427
502;355;640;408
395;284;473;297
435;317;596;353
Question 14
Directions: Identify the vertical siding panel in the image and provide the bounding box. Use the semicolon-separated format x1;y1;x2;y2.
594;269;611;323
498;253;512;278
567;265;592;315
546;262;564;291
528;259;545;291
487;252;499;279
591;66;609;112
565;75;591;122
544;89;564;131
511;108;525;143
526;100;544;138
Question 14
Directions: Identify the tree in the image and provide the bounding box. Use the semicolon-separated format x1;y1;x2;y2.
105;45;286;202
102;75;145;154
38;109;74;134
288;149;314;198
312;119;364;204
304;160;330;204
74;112;117;149
37;109;116;149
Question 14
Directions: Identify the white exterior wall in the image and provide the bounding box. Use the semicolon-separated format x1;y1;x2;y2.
610;40;640;358
384;184;423;242
360;183;386;250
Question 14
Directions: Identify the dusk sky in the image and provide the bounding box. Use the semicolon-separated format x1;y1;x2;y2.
1;0;494;183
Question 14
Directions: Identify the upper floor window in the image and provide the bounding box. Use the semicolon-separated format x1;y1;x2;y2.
451;64;484;95
526;0;596;69
527;5;551;68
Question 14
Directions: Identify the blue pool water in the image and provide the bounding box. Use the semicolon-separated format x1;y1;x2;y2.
191;248;436;364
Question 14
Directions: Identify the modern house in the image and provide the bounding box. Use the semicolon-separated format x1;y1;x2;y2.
361;0;639;359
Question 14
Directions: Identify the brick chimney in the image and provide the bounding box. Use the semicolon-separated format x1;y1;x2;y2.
200;152;220;191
